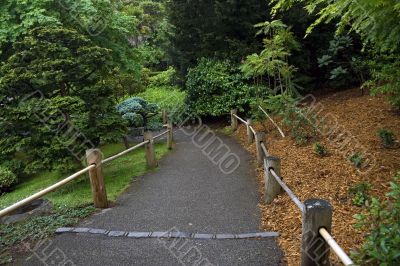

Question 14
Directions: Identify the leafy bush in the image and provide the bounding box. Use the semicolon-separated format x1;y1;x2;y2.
148;67;177;87
0;166;17;193
349;182;371;207
314;143;327;157
136;86;186;112
186;58;263;117
368;55;400;109
378;129;396;148
349;153;364;168
116;97;161;130
352;174;400;265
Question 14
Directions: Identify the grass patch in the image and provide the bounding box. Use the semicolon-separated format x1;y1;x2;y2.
0;142;169;209
0;142;170;262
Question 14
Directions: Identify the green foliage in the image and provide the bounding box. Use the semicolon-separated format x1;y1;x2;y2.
148;67;176;87
241;20;299;94
313;142;327;157
260;94;317;144
317;35;367;87
378;129;396;148
0;206;95;249
271;0;400;53
186;58;263;117
352;174;400;265
0;166;17;194
349;153;365;168
136;86;186;112
0;0;139;71
349;182;371;207
0;26;127;176
117;97;161;130
368;55;400;109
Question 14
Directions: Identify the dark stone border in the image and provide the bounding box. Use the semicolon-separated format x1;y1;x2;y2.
56;227;279;240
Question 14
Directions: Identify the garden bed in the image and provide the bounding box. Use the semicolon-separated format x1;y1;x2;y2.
231;88;400;265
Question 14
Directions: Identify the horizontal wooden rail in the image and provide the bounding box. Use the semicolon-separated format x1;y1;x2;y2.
153;130;169;140
261;142;269;157
232;113;248;125
102;140;149;165
249;125;256;135
0;165;95;218
231;108;352;265
0;125;174;219
268;166;305;212
319;228;354;265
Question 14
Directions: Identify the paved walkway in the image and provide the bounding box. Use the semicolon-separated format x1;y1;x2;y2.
23;128;282;265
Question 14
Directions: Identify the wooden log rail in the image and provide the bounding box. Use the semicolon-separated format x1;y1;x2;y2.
230;110;354;266
0;123;174;218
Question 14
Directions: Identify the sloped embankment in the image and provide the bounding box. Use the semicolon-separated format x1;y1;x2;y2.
232;88;400;265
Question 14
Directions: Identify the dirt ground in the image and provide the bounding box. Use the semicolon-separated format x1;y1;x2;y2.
232;88;400;265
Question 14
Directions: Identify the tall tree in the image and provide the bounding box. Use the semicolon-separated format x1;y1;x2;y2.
0;26;126;175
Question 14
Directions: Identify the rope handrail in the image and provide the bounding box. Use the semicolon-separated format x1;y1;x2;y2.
102;140;149;165
0;165;95;218
232;113;247;125
261;142;269;157
319;228;354;265
267;166;305;213
249;125;256;135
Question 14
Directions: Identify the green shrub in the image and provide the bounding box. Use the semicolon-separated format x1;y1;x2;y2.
116;97;161;130
186;58;263;117
136;86;186;112
349;153;365;168
0;166;17;193
378;129;396;148
349;182;371;207
313;143;327;157
368;55;400;109
148;67;177;87
352;174;400;265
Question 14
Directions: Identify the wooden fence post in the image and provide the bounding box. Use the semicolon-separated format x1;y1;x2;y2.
162;109;168;124
301;199;332;266
264;156;282;204
144;131;157;167
167;122;173;150
246;118;254;144
255;131;266;165
86;149;108;208
231;109;238;131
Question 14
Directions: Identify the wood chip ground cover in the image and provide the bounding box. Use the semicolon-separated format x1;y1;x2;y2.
232;88;400;265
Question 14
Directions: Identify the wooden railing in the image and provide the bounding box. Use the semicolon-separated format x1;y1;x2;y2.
230;110;354;266
0;121;174;218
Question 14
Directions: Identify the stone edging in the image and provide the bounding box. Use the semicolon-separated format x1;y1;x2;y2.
56;227;279;240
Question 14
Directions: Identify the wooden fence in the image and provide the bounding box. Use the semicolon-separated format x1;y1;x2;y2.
0;122;174;218
231;109;354;266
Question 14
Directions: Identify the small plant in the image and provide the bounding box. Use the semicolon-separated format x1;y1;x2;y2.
349;182;371;207
0;166;17;194
351;174;400;264
314;142;328;156
349;153;364;168
378;129;396;148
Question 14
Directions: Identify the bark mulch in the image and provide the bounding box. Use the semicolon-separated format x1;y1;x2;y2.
232;88;400;265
